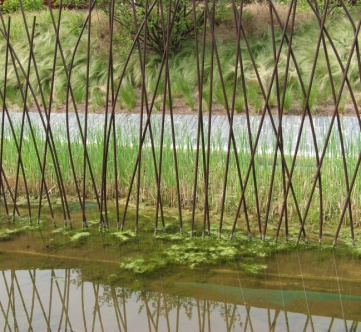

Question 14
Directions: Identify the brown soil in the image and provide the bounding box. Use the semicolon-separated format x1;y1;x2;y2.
17;96;361;118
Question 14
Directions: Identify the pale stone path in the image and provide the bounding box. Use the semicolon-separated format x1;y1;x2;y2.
2;112;361;157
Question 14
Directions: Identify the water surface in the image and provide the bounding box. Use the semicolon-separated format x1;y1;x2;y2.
1;248;360;331
1;206;360;331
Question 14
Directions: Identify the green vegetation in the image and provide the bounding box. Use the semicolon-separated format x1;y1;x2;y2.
1;211;360;277
0;0;44;13
0;4;360;114
1;125;361;229
1;2;360;305
1;2;361;236
98;0;205;55
70;230;90;243
0;224;38;240
120;233;282;273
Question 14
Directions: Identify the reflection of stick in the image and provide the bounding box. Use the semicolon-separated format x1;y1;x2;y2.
58;270;65;330
245;304;254;332
122;287;128;331
52;269;73;331
142;290;157;330
66;270;72;331
92;283;105;332
48;274;54;330
176;295;180;332
163;293;171;332
29;269;36;326
14;272;32;328
195;295;201;331
81;282;88;332
224;300;229;331
0;300;11;332
284;310;291;332
332;250;347;330
228;304;237;331
110;287;123;331
296;250;315;331
2;270;18;331
29;270;51;329
155;291;161;330
201;298;206;331
270;309;281;332
328;317;335;331
275;253;290;332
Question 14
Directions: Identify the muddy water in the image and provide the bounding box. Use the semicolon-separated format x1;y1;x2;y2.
0;208;361;331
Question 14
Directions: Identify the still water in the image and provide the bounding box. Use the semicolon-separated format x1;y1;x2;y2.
1;204;361;331
1;249;360;331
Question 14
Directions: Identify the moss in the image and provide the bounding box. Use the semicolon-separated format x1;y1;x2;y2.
1;206;360;278
0;232;11;241
239;263;268;275
70;231;90;242
112;230;137;243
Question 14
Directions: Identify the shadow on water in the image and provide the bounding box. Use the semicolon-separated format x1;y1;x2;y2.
0;206;361;331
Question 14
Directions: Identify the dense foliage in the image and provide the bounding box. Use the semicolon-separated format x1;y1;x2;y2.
0;0;44;12
98;0;204;55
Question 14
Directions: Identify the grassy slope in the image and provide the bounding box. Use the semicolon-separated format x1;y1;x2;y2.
0;4;360;114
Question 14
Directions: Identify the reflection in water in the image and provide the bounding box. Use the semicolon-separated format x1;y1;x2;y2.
1;265;360;331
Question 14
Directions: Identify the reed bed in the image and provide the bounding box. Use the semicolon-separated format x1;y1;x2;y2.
1;124;360;230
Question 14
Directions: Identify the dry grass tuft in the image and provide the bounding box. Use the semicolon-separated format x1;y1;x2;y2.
210;3;314;42
243;3;313;37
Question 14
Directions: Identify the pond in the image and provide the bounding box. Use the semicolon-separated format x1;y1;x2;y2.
1;207;361;331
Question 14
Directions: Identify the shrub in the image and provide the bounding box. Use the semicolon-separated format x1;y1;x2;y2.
52;0;88;9
98;0;205;55
1;0;44;12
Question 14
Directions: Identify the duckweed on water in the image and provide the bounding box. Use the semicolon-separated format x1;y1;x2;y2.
2;210;360;277
0;231;11;240
239;263;268;275
52;227;69;235
121;257;169;274
0;225;39;241
70;231;90;242
120;233;302;274
112;230;137;243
